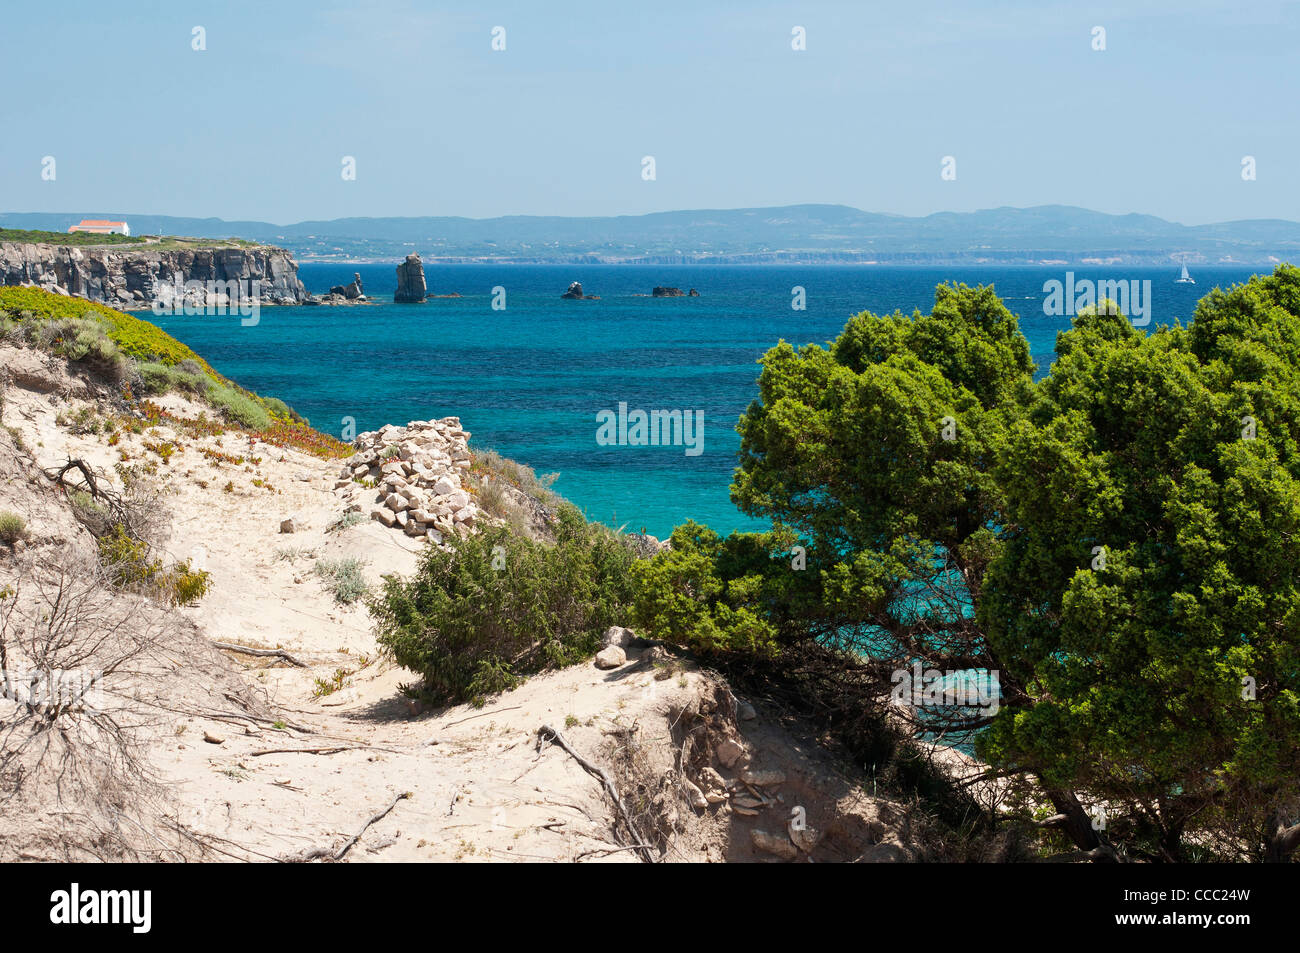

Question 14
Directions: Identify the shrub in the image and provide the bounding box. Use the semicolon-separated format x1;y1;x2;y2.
327;511;369;533
0;511;27;546
206;383;271;430
372;505;636;705
631;521;784;658
315;557;369;604
96;524;211;606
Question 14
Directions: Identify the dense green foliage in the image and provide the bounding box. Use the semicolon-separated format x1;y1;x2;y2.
631;272;1300;861
372;505;636;705
980;269;1300;859
0;227;145;247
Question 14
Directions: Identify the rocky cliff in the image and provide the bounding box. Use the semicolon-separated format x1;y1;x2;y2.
0;240;308;308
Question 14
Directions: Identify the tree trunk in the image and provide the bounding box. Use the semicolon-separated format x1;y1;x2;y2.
1263;812;1300;863
1045;788;1103;855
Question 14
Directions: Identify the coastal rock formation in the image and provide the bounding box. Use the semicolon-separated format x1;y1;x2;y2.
0;240;308;308
329;273;365;299
394;253;427;302
561;281;599;300
651;287;700;297
334;419;479;545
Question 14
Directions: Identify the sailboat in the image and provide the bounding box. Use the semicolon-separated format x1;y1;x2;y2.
1175;262;1195;284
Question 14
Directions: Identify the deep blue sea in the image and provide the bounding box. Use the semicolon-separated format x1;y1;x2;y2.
148;263;1262;539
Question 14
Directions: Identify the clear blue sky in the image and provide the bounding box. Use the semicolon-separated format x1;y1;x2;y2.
2;0;1296;225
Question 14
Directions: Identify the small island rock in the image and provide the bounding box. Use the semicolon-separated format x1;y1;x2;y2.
394;253;428;303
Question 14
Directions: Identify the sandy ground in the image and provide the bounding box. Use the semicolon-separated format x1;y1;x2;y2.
0;345;928;863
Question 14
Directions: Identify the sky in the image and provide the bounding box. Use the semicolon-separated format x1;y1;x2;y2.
2;0;1298;225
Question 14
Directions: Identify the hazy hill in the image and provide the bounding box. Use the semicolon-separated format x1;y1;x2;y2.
4;205;1298;265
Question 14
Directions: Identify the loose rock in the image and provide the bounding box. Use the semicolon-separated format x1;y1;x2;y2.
594;646;626;669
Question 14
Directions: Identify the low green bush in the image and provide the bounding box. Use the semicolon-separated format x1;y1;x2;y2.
315;557;369;604
97;524;211;606
630;521;786;659
206;383;271;429
0;511;27;546
372;505;637;705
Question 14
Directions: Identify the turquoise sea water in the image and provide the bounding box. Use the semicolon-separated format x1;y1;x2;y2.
148;263;1261;539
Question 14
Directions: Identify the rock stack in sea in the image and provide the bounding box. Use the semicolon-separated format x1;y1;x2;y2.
332;419;479;545
560;281;599;300
315;273;366;304
394;253;427;302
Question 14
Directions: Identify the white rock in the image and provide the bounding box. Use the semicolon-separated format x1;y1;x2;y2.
604;625;637;648
594;646;626;669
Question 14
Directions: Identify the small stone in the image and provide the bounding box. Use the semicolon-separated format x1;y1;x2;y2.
203;730;226;745
279;516;298;533
699;766;726;792
751;829;799;861
740;768;786;788
737;699;757;721
371;508;396;528
683;778;708;810
716;738;746;768
788;820;821;854
594;646;626;669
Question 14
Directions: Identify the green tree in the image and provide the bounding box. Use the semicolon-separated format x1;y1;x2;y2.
982;269;1300;861
635;273;1300;860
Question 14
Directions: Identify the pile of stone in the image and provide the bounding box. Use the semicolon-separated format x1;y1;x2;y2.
333;418;479;545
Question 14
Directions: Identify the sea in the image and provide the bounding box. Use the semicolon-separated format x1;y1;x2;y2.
147;263;1264;540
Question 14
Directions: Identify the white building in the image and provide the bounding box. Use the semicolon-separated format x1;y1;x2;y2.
68;219;130;236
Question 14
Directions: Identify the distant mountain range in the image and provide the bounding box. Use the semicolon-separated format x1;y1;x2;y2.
4;205;1299;265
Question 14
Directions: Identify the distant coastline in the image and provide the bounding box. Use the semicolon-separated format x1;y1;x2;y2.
5;204;1298;267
